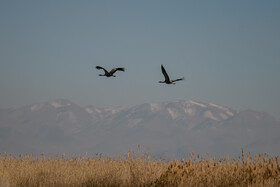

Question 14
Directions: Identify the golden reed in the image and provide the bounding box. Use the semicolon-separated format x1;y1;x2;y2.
0;149;279;186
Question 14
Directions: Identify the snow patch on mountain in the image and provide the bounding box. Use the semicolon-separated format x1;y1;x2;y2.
204;110;219;121
104;107;123;114
93;108;103;114
150;103;161;112
30;105;39;111
209;103;235;117
187;100;207;108
219;113;229;120
85;108;94;114
184;108;195;116
50;99;72;108
167;108;179;119
51;102;63;108
209;103;228;111
226;111;234;116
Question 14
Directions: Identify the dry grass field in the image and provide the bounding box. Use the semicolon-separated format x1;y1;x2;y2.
0;149;279;187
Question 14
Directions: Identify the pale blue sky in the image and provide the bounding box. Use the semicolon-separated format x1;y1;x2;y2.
0;1;280;118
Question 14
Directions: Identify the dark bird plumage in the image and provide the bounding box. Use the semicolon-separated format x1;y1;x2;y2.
159;64;184;84
96;66;125;77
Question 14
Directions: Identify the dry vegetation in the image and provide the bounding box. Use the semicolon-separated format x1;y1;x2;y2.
0;149;279;187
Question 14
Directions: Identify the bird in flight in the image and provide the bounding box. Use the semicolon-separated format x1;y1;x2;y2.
96;66;125;77
159;64;184;84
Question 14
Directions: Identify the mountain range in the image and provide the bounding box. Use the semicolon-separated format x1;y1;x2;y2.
1;99;279;158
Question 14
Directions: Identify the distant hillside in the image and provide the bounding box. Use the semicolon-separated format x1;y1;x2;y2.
1;99;279;158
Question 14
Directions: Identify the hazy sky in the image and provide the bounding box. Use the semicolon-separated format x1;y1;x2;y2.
1;1;280;118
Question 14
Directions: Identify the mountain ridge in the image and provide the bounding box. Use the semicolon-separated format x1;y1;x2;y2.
0;99;279;158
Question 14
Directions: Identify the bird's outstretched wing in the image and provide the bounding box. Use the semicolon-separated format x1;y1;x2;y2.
96;66;109;74
161;64;170;82
110;67;125;75
172;77;185;82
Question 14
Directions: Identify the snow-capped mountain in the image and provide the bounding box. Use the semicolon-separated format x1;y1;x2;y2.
0;99;279;158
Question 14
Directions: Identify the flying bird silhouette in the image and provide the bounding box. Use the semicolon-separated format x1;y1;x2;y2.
96;66;125;77
159;64;184;84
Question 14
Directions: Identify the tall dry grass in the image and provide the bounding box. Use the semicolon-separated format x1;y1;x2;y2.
0;149;279;186
154;150;280;187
